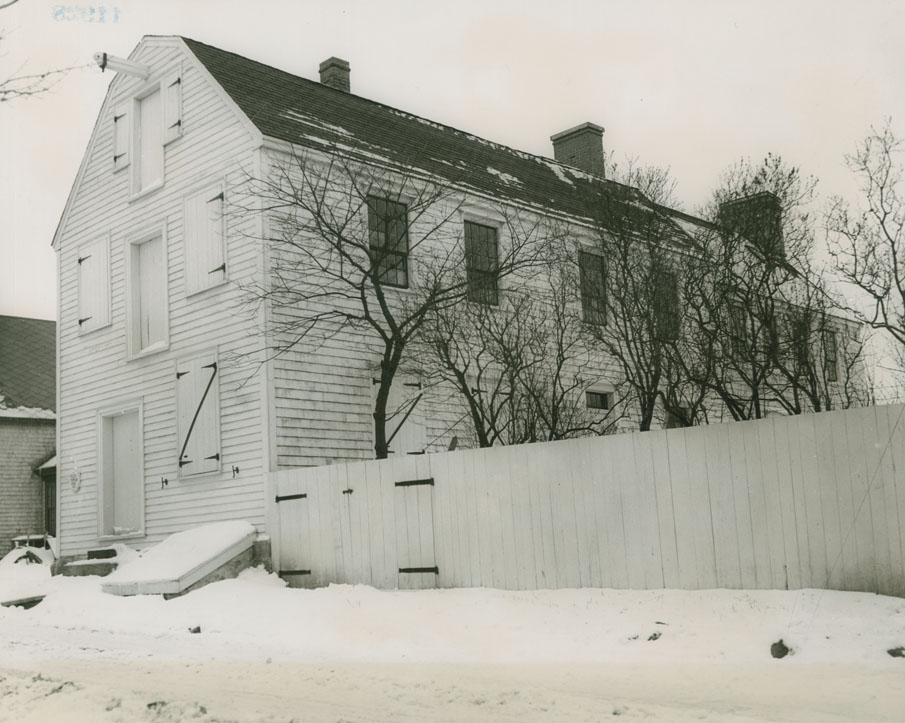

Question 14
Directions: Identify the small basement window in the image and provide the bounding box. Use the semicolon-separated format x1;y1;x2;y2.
586;391;610;410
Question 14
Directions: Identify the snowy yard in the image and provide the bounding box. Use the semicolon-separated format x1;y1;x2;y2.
1;564;904;721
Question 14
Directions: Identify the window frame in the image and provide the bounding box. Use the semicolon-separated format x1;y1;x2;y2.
652;266;681;341
823;329;839;383
96;400;145;542
367;195;410;289
464;219;500;305
126;224;170;359
579;249;607;326
585;381;615;411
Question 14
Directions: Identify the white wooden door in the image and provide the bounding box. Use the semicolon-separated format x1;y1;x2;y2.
103;409;142;536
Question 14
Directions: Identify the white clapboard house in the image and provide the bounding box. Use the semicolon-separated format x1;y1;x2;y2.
53;36;793;561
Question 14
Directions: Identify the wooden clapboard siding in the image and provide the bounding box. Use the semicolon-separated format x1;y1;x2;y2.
270;404;905;596
55;38;268;557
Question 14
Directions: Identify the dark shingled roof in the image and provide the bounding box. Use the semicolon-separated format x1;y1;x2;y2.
0;316;56;412
182;37;698;241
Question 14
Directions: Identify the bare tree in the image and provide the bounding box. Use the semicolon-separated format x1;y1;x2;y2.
682;154;868;419
416;248;624;446
1;2;81;103
827;121;905;365
240;147;547;458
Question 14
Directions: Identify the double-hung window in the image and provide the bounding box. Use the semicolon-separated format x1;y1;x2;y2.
367;196;409;288
823;329;839;382
465;221;499;305
579;250;606;325
652;268;680;341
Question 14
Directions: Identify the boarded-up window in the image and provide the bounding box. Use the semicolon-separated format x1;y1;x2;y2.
163;67;183;145
465;221;499;305
135;87;163;193
579;250;606;325
77;235;111;332
128;232;168;355
184;184;226;295
176;352;221;476
112;101;130;171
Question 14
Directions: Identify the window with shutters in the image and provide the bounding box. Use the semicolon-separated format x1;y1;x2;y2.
77;235;111;333
367;196;409;288
184;183;227;295
465;221;499;305
127;229;168;357
123;66;182;195
579;250;606;325
176;351;221;476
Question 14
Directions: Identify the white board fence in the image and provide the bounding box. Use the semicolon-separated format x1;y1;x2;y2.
268;404;905;595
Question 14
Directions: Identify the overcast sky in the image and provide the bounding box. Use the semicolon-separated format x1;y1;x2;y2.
1;0;903;321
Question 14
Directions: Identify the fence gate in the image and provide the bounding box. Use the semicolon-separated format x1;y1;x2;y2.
394;475;438;589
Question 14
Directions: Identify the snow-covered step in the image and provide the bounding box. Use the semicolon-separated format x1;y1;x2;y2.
101;521;257;598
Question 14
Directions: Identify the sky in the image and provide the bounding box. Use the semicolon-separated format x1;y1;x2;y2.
1;0;903;321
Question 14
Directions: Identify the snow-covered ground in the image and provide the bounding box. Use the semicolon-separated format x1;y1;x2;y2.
1;565;904;721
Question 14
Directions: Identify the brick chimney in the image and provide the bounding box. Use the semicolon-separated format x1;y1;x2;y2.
717;191;784;258
319;57;350;93
550;122;606;177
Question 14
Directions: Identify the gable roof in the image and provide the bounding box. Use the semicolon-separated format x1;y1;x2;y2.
0;316;56;413
181;37;702;240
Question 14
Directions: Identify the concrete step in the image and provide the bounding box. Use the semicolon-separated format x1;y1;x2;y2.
61;559;118;577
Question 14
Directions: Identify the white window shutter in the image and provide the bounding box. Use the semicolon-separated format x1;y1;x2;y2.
176;352;221;476
77;236;111;332
184;184;226;295
112;101;130;171
164;67;183;145
373;376;427;455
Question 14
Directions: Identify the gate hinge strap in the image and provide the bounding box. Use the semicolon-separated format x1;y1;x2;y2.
395;478;434;487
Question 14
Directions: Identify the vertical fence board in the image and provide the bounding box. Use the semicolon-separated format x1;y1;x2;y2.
704;423;742;589
741;421;774;589
830;410;865;591
592;431;628;588
629;432;664;588
880;404;905;597
813;412;845;589
683;427;718;589
769;416;802;590
362;459;385;588
649;430;679;589
461;449;485;587
775;414;808;590
840;408;889;592
607;433;637;587
796;413;827;588
509;445;537;589
569;439;599;588
865;405;905;597
756;419;789;590
665;430;698;588
378;459;399;588
726;423;757;588
857;407;887;593
551;442;582;589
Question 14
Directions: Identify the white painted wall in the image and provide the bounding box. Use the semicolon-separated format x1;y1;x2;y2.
55;38;268;557
271;404;905;596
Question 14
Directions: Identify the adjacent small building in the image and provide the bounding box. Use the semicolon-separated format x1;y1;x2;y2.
0;315;56;551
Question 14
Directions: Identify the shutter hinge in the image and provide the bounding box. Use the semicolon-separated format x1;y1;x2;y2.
168;119;182;129
78;316;92;326
210;191;224;203
204;453;220;461
208;263;226;275
77;254;91;265
169;76;182;87
176;370;190;379
179;459;192;468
